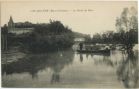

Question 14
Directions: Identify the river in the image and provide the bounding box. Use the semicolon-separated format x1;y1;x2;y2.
2;45;139;88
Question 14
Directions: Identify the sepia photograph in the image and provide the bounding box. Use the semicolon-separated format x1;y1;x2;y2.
1;0;138;88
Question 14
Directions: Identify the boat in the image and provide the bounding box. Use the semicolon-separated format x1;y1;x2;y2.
76;43;111;54
77;49;110;54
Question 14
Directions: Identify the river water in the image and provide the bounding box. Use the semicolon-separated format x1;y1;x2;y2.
2;45;139;88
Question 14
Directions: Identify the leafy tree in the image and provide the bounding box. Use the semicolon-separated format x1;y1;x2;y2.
115;7;138;49
19;20;74;53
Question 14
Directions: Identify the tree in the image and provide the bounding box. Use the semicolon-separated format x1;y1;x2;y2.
20;20;74;53
1;24;8;50
92;33;102;43
115;7;138;49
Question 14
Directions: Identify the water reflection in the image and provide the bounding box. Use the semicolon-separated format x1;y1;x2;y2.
76;50;139;88
86;53;89;59
117;50;139;88
51;72;60;84
2;49;74;83
103;54;114;67
79;54;83;63
77;52;112;67
2;48;139;88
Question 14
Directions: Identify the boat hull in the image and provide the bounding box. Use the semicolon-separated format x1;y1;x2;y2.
77;49;110;54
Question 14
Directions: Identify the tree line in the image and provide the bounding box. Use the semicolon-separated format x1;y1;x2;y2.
1;20;74;53
86;7;138;50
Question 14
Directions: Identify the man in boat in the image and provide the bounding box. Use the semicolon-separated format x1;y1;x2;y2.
79;43;83;50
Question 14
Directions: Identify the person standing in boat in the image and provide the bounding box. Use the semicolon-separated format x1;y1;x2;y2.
79;43;83;50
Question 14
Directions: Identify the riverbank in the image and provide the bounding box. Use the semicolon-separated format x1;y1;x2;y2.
1;47;26;64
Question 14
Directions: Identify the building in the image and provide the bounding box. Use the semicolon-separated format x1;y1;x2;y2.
8;16;34;35
8;16;14;29
74;37;85;42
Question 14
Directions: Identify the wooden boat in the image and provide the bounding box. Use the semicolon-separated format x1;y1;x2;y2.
77;49;110;54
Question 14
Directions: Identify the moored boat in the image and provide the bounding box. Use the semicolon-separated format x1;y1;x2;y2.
77;49;110;54
76;43;111;54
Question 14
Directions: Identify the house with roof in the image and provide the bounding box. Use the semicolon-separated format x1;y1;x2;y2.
8;16;34;35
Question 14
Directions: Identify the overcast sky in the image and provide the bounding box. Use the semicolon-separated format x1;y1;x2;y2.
1;1;137;35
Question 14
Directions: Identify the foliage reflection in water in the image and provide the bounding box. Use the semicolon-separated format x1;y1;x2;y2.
2;49;139;88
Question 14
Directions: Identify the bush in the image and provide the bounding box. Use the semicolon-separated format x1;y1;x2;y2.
19;20;74;53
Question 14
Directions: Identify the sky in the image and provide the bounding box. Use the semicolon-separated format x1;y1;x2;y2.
1;1;137;35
